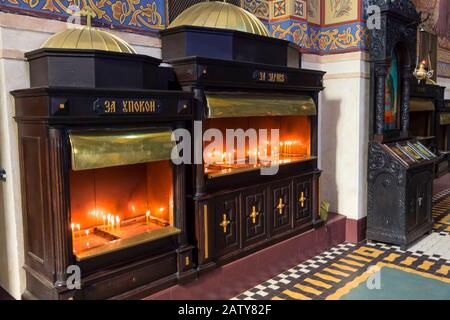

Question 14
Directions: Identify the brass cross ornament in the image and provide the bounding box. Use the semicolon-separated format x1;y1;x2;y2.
299;192;307;208
220;214;230;233
277;198;285;215
249;206;259;224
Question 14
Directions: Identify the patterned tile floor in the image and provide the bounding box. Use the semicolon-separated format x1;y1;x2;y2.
234;189;450;300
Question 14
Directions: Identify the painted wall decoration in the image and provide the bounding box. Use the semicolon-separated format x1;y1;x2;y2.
307;0;320;25
0;0;166;32
273;0;287;18
1;0;371;55
271;20;367;53
324;0;358;25
242;0;270;21
437;61;450;78
268;0;367;54
293;0;306;19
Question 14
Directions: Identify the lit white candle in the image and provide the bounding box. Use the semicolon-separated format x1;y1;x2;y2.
146;210;151;225
116;216;120;232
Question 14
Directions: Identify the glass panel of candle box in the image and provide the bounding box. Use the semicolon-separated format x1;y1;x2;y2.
70;160;174;258
204;116;312;177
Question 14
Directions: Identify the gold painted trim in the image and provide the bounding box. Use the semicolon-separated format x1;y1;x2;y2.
409;98;435;112
69;130;175;171
203;204;209;260
440;113;450;125
75;226;181;261
206;92;317;119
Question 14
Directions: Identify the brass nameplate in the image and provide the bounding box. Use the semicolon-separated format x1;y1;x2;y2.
94;98;161;115
253;70;287;84
416;87;426;93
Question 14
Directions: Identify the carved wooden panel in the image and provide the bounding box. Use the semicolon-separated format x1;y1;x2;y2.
294;176;312;227
269;180;292;235
211;194;239;257
406;171;433;232
241;187;267;246
22;136;46;266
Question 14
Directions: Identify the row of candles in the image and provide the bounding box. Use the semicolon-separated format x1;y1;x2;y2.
71;207;169;240
207;158;296;175
204;140;308;165
71;215;121;240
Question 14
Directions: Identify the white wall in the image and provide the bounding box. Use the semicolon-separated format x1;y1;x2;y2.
303;52;370;220
0;12;161;299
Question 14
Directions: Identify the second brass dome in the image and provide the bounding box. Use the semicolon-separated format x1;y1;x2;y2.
169;2;270;37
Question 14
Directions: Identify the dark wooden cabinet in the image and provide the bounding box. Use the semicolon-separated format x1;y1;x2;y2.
437;100;450;174
12;49;195;300
409;82;447;176
367;1;434;250
198;173;319;266
161;24;324;273
367;142;435;249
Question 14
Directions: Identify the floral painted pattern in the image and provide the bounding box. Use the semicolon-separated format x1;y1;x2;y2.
2;0;165;31
243;0;270;20
272;21;367;53
307;0;319;19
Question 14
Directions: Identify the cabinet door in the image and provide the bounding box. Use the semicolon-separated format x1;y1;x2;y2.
407;171;433;232
294;176;313;227
211;194;240;257
242;187;267;246
270;180;292;235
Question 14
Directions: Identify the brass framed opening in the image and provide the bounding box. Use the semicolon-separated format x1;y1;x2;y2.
69;130;179;261
203;115;314;178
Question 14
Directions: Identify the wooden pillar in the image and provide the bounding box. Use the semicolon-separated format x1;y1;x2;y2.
193;88;206;197
375;64;387;135
48;127;73;288
401;66;411;135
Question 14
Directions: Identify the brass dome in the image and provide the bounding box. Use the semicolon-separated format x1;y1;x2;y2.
41;26;136;54
169;2;270;37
